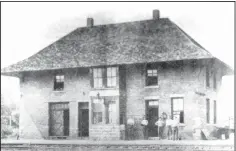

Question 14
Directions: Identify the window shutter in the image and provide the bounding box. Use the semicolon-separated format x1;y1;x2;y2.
90;68;94;88
145;64;148;86
102;68;107;87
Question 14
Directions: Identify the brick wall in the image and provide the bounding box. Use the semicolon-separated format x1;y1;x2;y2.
19;59;223;140
124;60;222;139
20;68;91;139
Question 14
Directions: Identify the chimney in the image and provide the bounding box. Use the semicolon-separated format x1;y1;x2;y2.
87;18;94;27
153;10;160;20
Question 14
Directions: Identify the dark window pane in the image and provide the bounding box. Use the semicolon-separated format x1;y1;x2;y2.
180;111;184;123
54;75;64;91
147;76;158;86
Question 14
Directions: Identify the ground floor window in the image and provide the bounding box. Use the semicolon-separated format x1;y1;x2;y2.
92;99;117;124
171;97;184;123
206;99;210;123
206;99;217;124
49;102;69;137
214;100;217;124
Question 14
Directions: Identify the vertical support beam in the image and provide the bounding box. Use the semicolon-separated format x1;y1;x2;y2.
69;101;78;139
89;97;92;137
117;96;120;125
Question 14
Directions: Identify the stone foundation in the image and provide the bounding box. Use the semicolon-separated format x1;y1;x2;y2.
90;125;121;140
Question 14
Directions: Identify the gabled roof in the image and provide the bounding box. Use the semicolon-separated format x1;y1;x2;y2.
1;18;214;75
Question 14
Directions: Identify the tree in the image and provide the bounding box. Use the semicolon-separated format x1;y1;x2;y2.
1;94;13;139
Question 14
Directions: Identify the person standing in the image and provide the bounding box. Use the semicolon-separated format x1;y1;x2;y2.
166;115;173;140
171;116;179;141
155;117;164;139
141;117;148;140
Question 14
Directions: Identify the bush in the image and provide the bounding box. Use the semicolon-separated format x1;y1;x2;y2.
1;126;13;139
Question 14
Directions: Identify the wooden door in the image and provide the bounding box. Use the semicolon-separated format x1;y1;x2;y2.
146;100;159;137
78;102;89;137
49;103;69;137
63;109;69;136
50;110;64;136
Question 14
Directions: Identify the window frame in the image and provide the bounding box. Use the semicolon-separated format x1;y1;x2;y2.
206;98;210;124
91;66;118;89
91;99;117;125
53;74;65;91
93;68;104;88
146;66;158;86
171;97;184;124
106;67;117;88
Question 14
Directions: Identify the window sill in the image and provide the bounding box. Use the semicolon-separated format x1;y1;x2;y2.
52;90;66;93
206;123;217;126
144;85;159;89
92;87;118;90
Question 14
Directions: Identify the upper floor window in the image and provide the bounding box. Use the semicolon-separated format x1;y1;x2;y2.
171;97;184;123
92;67;117;88
213;72;217;89
146;69;158;86
206;66;210;87
107;67;117;87
93;68;103;88
206;98;210;123
54;75;64;91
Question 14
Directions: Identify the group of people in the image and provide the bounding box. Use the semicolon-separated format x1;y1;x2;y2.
155;113;180;140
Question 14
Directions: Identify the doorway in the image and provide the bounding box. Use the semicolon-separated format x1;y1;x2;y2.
78;102;89;137
146;100;159;137
49;103;69;137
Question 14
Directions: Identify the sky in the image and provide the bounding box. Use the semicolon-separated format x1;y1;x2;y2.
1;2;234;121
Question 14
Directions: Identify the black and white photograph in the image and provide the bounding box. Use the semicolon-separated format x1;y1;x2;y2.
1;2;234;151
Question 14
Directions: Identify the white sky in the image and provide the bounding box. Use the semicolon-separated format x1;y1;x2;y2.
1;2;234;121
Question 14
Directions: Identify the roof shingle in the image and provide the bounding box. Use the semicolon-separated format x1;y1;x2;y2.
1;18;214;74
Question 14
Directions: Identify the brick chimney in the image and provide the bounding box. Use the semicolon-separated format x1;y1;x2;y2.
153;10;160;20
87;18;94;27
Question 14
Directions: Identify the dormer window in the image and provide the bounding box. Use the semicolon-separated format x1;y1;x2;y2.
54;75;64;91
